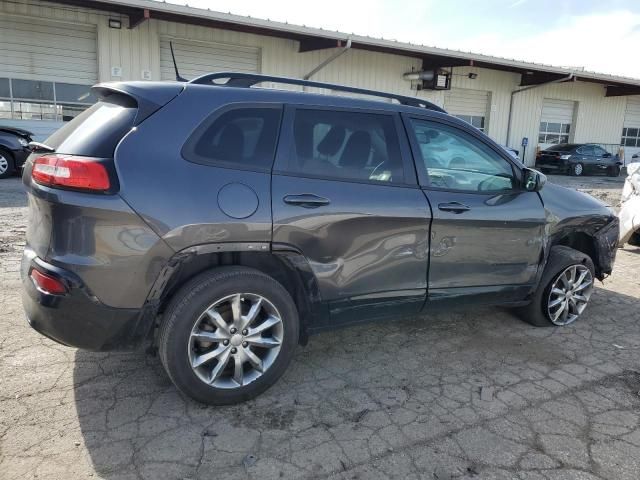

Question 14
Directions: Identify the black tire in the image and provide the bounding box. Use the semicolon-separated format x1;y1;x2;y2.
514;246;595;327
158;266;299;405
0;148;15;179
607;165;621;177
570;162;584;176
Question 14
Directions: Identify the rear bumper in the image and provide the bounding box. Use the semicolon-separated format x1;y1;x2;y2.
535;160;569;172
21;248;145;351
12;147;30;169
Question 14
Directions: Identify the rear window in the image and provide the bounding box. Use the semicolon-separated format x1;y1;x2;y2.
45;93;137;158
544;144;575;152
182;106;282;171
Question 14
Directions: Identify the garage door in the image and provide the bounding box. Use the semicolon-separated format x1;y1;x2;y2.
444;89;490;132
621;97;640;164
0;16;97;84
538;98;575;148
0;15;97;140
160;38;260;81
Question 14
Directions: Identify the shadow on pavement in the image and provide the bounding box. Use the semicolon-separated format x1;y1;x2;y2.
73;285;640;480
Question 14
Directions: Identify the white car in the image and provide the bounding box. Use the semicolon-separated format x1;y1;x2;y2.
619;160;640;247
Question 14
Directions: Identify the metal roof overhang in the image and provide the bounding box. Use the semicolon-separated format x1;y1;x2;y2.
49;0;640;96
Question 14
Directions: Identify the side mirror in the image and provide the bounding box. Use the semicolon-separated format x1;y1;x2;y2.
523;168;546;192
603;152;612;158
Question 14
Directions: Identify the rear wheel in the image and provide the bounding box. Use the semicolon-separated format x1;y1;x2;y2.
158;267;299;405
607;165;621;177
0;148;15;179
570;162;584;176
515;246;595;327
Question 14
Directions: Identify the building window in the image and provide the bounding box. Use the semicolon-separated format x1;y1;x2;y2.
538;122;570;144
621;127;640;147
0;78;96;122
454;114;485;132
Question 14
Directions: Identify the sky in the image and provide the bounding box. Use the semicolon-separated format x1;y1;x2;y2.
164;0;640;79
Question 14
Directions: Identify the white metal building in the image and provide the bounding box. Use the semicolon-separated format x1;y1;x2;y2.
1;0;640;165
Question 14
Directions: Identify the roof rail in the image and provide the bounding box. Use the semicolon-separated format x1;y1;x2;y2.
189;72;446;113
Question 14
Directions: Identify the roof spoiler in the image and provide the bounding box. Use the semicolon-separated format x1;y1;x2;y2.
91;82;185;124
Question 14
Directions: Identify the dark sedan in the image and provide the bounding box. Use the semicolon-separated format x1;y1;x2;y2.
0;126;34;179
535;143;622;177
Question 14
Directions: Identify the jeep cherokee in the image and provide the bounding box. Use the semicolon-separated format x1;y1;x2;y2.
21;73;619;405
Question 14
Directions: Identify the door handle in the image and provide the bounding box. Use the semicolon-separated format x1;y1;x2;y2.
438;202;470;213
283;194;330;208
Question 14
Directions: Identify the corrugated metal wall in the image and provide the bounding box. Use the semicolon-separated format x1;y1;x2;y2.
509;82;627;164
0;0;634;164
159;37;260;80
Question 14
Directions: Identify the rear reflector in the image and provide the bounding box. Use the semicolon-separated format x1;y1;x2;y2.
32;155;110;192
30;269;67;295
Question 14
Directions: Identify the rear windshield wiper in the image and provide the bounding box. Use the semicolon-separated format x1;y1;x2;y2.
28;141;55;154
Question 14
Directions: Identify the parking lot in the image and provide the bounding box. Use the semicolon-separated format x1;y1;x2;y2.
1;174;639;480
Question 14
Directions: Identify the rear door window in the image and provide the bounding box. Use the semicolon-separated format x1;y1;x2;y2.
182;106;282;171
284;109;405;184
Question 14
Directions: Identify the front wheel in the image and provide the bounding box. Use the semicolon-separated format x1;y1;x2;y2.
515;246;595;327
570;162;584;176
0;148;15;179
158;267;299;405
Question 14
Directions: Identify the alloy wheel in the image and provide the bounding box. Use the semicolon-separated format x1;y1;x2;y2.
188;293;283;389
0;155;8;175
574;163;583;176
546;264;593;326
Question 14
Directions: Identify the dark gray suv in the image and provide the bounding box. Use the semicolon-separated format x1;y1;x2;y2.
21;73;619;404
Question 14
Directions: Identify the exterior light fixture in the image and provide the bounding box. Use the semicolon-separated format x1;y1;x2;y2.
108;18;122;29
468;73;478;79
403;69;451;90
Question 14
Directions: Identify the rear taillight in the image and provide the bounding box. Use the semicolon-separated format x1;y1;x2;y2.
32;155;110;192
30;269;67;295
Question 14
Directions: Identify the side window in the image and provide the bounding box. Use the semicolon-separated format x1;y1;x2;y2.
182;107;282;170
287;109;404;183
409;118;515;192
593;146;607;156
579;146;594;156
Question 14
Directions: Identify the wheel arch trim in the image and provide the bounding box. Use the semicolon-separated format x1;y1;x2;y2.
141;242;325;346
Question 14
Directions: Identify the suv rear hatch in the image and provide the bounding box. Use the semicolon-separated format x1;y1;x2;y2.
22;82;182;308
24;82;183;258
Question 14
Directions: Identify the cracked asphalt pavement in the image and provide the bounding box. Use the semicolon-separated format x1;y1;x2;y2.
1;175;639;480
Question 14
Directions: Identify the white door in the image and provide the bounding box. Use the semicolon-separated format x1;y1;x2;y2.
538;99;576;150
444;88;490;133
0;15;97;84
0;15;97;139
622;97;640;164
160;38;260;81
